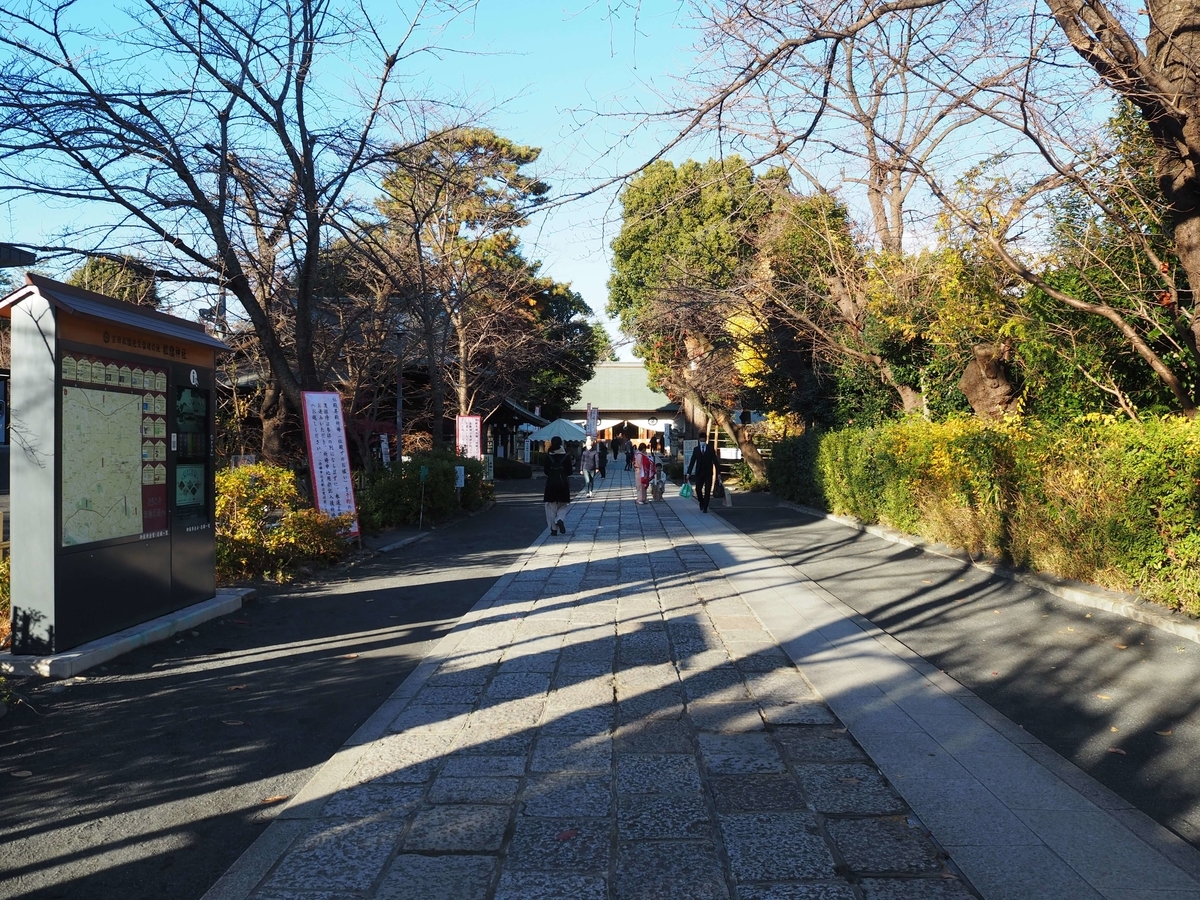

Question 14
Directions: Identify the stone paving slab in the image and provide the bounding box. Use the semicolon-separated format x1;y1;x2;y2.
669;489;1200;900
204;468;1200;900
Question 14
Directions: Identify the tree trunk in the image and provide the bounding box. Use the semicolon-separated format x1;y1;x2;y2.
959;343;1020;420
259;380;290;464
710;405;768;480
425;321;446;447
680;386;767;479
457;324;471;415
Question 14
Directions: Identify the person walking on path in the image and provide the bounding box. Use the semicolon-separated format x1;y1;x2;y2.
624;438;635;471
687;437;718;513
543;435;573;534
634;441;653;504
580;437;600;498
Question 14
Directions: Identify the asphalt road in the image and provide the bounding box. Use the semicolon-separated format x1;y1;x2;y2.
0;479;551;900
716;492;1200;849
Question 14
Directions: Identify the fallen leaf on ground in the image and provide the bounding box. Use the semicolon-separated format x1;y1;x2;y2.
1114;644;1128;650
993;610;1001;615
339;653;359;660
1097;694;1112;700
1067;627;1075;632
1157;729;1174;736
10;770;32;778
1110;727;1119;732
232;619;250;625
260;795;290;804
922;580;932;584
1107;747;1127;755
226;684;248;691
1085;613;1092;618
831;727;847;734
991;671;999;676
837;776;861;784
555;828;578;841
222;719;247;726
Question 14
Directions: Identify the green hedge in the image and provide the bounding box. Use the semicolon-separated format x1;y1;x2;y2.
494;456;533;479
768;416;1200;614
359;451;488;531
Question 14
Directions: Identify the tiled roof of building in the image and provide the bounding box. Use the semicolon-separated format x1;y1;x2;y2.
570;362;677;414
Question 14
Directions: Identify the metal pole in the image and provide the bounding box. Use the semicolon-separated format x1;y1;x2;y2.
395;331;406;460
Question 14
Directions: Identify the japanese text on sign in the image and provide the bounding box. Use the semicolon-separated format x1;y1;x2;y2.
455;414;482;460
301;392;360;536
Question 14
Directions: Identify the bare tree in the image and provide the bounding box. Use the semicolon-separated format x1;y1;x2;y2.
640;0;1200;415
0;0;476;458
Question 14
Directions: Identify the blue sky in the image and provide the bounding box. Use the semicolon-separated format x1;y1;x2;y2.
0;0;709;356
415;0;704;354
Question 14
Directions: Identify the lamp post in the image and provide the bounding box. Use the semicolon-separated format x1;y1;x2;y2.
395;329;406;459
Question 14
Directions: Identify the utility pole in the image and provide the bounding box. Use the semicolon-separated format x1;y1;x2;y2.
395;330;406;458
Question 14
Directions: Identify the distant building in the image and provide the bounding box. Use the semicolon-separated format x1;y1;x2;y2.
567;362;681;444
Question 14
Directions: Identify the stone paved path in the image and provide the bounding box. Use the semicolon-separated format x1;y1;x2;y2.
207;467;1200;900
211;470;976;900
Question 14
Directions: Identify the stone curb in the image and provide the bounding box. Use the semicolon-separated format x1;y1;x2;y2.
199;513;556;900
0;588;257;679
370;533;427;554
708;498;1200;886
368;499;498;554
776;499;1200;647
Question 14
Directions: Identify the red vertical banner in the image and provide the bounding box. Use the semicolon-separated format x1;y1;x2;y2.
301;391;360;536
455;415;482;460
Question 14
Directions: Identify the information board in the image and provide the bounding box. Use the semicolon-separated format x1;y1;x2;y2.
301;391;360;536
60;352;170;546
456;414;482;460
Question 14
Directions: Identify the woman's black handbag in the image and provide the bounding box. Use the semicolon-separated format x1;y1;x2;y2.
713;478;726;499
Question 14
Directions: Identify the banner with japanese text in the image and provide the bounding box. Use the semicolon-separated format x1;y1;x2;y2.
456;414;483;460
301;391;360;536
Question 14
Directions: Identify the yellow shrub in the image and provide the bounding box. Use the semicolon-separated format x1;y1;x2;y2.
216;464;351;582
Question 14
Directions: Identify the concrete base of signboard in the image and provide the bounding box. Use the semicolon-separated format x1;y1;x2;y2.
1;588;256;679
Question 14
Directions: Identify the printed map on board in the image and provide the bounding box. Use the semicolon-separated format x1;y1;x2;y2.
62;386;143;545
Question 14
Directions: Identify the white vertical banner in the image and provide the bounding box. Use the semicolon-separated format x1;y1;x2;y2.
456;414;483;460
301;391;360;536
585;404;599;438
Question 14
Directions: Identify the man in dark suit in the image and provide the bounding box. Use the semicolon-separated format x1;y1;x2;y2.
686;439;718;513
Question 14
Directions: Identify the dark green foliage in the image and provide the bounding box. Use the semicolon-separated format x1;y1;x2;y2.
358;451;486;531
67;255;160;307
764;432;824;507
493;456;532;479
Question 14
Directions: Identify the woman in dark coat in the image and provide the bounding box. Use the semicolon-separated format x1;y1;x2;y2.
543;435;573;535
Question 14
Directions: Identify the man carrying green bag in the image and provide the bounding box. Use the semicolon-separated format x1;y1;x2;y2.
679;482;693;499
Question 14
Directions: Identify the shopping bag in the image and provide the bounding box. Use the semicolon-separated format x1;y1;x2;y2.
679;482;693;499
722;488;732;508
713;479;726;500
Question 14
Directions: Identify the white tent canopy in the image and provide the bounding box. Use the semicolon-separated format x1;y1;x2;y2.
581;417;666;433
526;418;587;443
